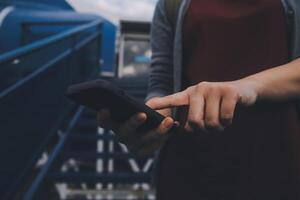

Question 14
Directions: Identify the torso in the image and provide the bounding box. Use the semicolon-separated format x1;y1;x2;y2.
157;0;300;199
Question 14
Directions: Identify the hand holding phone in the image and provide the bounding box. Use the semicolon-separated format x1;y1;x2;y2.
67;79;177;155
97;106;175;156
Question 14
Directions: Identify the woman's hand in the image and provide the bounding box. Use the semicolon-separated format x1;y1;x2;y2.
147;80;258;132
97;105;176;156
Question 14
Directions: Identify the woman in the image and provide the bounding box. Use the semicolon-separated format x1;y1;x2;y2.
98;0;300;199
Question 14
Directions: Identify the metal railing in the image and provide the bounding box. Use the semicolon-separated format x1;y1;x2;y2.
0;19;103;199
20;21;88;45
0;19;102;94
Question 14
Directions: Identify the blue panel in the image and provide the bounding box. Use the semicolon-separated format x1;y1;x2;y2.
101;22;117;74
0;8;102;54
6;0;73;10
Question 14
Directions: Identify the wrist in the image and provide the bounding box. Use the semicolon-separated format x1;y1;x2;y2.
240;75;264;102
230;76;261;106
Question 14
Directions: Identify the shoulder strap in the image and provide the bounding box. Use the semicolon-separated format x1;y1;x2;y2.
165;0;183;30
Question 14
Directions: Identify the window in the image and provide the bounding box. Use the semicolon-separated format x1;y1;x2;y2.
118;34;151;79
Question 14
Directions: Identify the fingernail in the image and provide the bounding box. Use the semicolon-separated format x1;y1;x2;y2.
136;113;146;123
166;123;173;129
184;123;193;132
164;118;174;129
174;121;180;127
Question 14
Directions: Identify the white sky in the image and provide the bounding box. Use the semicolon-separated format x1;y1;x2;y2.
66;0;157;25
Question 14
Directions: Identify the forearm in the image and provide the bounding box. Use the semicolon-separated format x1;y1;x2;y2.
243;58;300;102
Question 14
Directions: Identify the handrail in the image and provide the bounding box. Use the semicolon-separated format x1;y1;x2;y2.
0;19;103;64
22;21;86;26
0;31;101;98
0;49;72;98
23;106;85;200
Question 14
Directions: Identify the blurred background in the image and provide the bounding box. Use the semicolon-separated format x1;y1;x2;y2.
0;0;158;199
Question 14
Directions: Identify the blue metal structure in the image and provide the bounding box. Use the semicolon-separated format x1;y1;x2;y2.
0;1;103;198
0;1;153;199
0;18;103;199
0;0;117;73
101;22;117;75
1;0;73;11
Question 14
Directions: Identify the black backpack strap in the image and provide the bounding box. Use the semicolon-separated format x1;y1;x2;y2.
164;0;183;30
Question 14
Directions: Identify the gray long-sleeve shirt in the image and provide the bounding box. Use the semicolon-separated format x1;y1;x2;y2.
146;0;300;103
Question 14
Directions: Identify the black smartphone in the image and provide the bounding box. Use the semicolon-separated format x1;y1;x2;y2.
67;79;167;132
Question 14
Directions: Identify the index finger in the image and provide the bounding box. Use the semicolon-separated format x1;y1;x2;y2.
147;91;189;110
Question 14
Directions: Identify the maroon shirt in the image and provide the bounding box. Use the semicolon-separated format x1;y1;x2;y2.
157;0;300;199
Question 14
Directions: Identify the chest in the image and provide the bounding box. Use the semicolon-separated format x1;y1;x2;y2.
182;0;289;84
185;0;286;27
